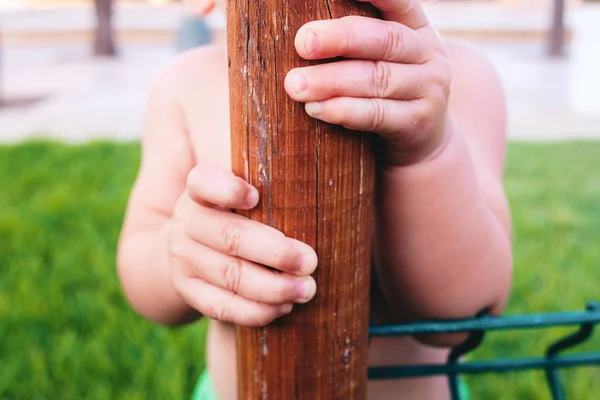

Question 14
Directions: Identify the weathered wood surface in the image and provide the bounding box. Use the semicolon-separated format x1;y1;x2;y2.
228;1;378;398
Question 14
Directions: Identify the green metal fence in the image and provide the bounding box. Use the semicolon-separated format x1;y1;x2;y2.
368;302;600;400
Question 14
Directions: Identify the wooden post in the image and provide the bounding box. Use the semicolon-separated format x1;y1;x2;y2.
228;1;377;399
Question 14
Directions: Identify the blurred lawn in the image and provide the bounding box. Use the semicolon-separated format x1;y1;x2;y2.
0;140;599;399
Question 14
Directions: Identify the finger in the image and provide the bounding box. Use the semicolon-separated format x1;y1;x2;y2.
181;240;317;304
305;97;446;163
295;16;426;63
187;164;259;210
305;96;442;138
187;206;318;276
177;277;293;327
285;60;427;103
357;0;430;31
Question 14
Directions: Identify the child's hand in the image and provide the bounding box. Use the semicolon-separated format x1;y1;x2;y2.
285;0;450;166
168;164;318;327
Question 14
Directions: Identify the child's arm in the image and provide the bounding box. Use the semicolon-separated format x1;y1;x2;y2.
372;43;512;336
117;64;200;326
284;0;512;344
117;51;318;327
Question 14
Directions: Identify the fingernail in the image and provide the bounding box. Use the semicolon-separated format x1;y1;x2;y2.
299;251;318;274
296;279;315;303
246;186;259;206
291;240;318;274
305;30;319;56
279;304;293;316
305;102;322;117
294;71;308;93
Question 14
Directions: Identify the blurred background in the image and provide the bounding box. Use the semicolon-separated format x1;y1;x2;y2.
0;0;599;399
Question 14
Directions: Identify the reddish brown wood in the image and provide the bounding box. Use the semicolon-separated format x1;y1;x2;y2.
228;1;378;399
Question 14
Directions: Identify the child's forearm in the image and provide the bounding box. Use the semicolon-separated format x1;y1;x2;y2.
373;127;512;324
117;221;201;326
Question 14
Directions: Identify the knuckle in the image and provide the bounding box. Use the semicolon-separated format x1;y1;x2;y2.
170;274;185;295
382;22;405;60
223;258;244;293
341;17;357;54
408;102;437;138
410;105;430;132
213;304;229;323
167;231;189;265
167;249;186;282
371;61;392;98
439;64;452;98
368;98;388;132
212;295;235;323
328;64;341;96
168;240;187;264
428;60;451;99
168;215;185;239
172;197;203;239
424;98;441;122
431;83;449;108
220;224;242;256
173;194;192;220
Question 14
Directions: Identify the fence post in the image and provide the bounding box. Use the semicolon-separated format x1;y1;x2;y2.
228;1;377;398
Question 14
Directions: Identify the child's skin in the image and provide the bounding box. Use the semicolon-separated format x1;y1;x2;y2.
117;0;512;398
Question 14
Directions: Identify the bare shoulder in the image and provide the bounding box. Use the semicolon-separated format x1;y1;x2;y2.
443;40;507;176
126;44;230;233
444;40;498;69
141;44;227;142
150;44;228;109
444;40;505;111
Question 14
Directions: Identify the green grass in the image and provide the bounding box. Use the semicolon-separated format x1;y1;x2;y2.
466;142;600;399
0;140;599;399
0;141;206;400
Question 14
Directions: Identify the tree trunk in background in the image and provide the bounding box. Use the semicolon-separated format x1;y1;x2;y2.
229;1;378;399
93;0;116;56
548;0;565;57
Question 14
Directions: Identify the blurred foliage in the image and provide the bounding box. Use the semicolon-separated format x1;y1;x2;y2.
0;140;599;399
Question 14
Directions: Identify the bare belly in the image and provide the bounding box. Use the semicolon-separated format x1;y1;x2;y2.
206;320;451;400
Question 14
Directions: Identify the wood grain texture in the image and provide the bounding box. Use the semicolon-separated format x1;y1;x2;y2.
228;1;378;398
